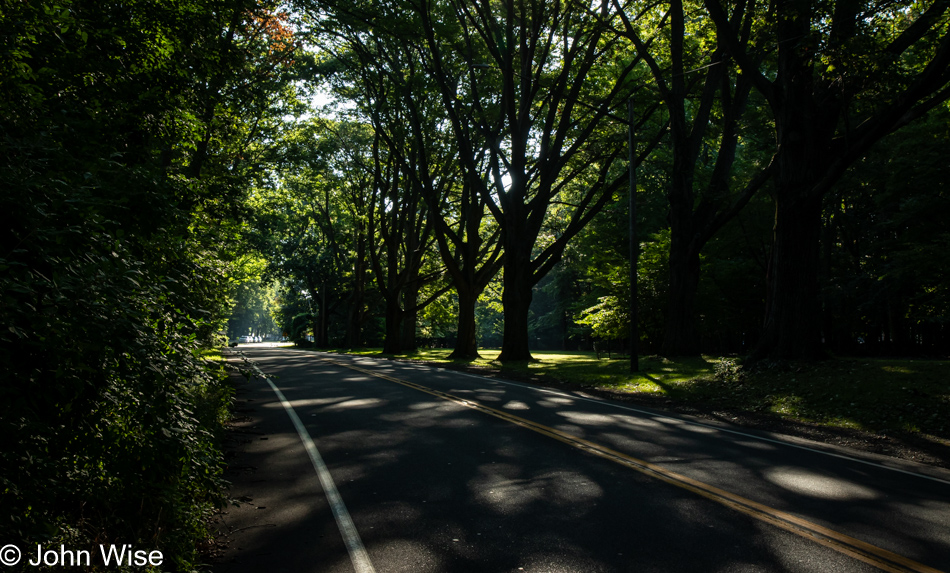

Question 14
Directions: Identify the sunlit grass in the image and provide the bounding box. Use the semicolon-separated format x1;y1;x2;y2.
320;346;717;391
198;348;225;360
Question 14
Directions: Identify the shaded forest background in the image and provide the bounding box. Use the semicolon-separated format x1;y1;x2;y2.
233;0;950;362
237;108;950;358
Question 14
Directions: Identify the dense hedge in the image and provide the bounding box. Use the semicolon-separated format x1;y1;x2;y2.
0;136;232;570
1;0;296;569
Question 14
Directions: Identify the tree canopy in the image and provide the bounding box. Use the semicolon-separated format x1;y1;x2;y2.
243;0;950;361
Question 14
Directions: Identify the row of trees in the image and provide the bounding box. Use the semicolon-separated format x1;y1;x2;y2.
255;0;949;361
1;0;303;565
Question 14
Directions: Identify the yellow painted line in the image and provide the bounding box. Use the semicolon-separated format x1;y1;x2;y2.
328;358;944;573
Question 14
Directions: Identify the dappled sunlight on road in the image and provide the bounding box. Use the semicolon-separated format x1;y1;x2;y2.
469;468;604;516
405;400;447;411
763;467;879;501
470;471;546;514
320;397;389;411
556;411;618;426
732;438;778;451
679;423;719;435
283;396;358;408
467;388;506;403
536;396;576;407
364;538;446;573
218;348;950;573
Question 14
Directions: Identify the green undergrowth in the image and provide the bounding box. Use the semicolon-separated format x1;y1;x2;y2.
688;357;950;439
317;346;949;443
1;347;234;573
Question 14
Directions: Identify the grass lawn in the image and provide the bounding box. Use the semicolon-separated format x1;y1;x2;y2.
198;348;226;360
315;346;949;446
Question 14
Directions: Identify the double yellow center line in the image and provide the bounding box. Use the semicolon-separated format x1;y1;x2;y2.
328;358;942;573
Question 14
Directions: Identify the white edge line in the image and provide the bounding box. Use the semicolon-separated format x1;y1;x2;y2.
252;363;376;573
298;350;950;487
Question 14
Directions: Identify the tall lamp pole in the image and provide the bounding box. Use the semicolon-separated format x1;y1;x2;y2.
628;97;639;373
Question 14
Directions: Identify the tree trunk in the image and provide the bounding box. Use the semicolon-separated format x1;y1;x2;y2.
306;281;320;346
753;192;825;360
661;239;701;356
400;281;419;352
345;306;359;347
382;298;403;354
399;309;416;353
661;135;701;357
310;314;320;347
499;244;534;362
450;284;481;360
749;15;836;361
345;231;367;347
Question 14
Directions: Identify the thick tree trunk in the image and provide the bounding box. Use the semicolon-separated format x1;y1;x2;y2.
450;285;481;360
306;281;320;346
499;245;534;362
748;2;839;360
400;281;419;352
399;309;416;352
345;232;367;348
344;301;361;347
661;240;701;356
753;192;825;360
382;299;403;354
310;314;320;346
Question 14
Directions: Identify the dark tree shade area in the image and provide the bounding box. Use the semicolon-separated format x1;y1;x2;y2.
1;0;302;567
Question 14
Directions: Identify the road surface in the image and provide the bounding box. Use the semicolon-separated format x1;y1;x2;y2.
212;346;950;573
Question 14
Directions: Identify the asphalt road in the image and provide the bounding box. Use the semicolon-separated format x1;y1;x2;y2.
212;346;950;573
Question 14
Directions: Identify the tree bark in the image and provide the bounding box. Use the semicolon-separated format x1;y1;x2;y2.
753;191;825;360
310;314;320;347
451;284;481;360
660;104;701;356
345;228;367;347
382;299;403;354
400;279;419;352
499;242;534;362
661;238;701;356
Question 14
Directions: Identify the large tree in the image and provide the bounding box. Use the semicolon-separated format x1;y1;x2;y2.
704;0;950;359
368;124;453;354
391;50;505;360
613;0;774;356
312;8;506;358
312;21;450;353
415;0;651;361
